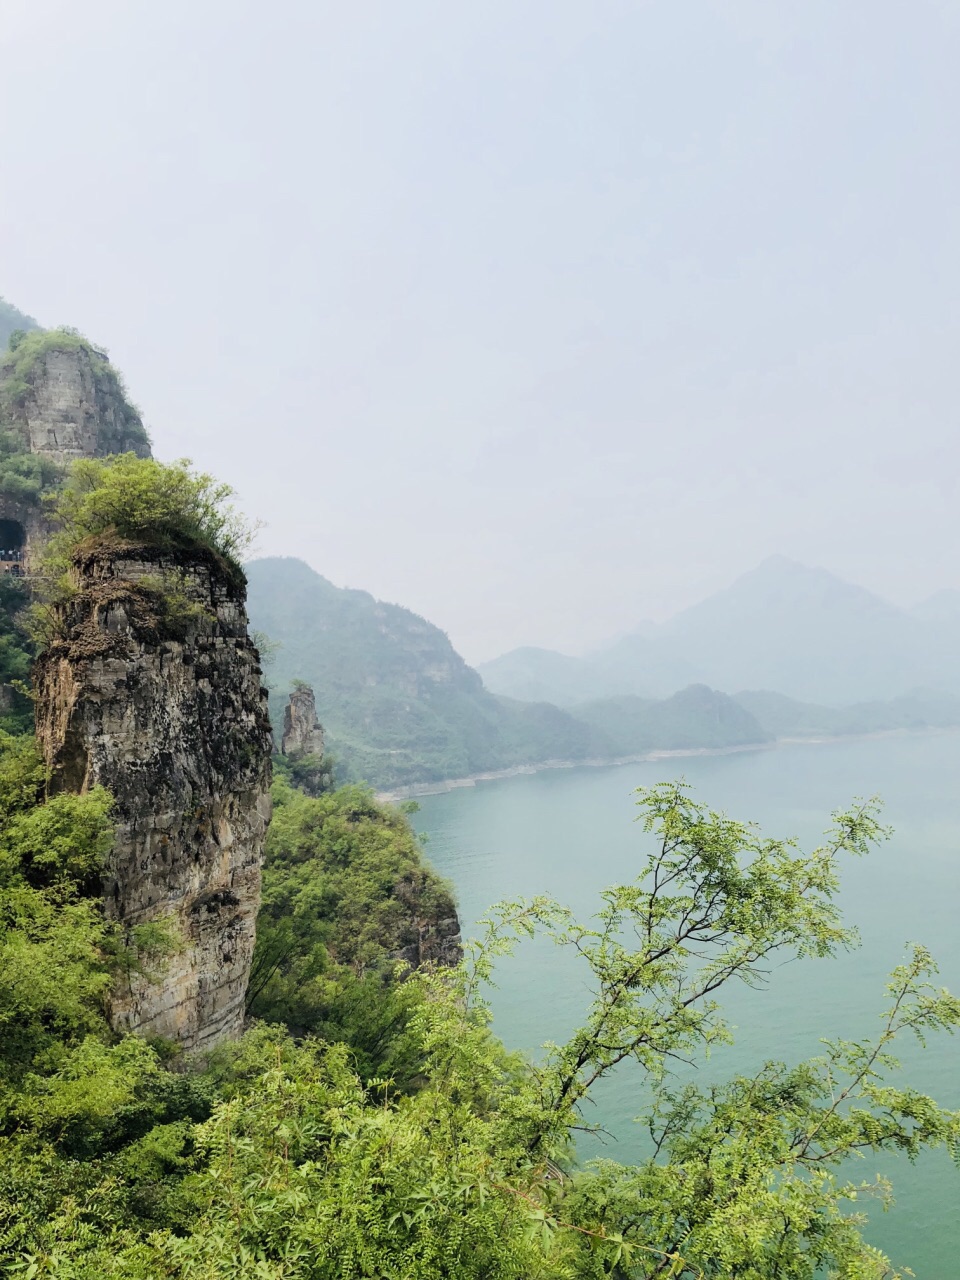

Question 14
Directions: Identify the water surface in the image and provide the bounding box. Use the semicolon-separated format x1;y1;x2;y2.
413;732;960;1277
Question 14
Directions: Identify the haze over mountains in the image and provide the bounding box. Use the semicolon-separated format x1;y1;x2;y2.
0;298;38;350
248;554;960;789
479;556;960;707
245;557;605;789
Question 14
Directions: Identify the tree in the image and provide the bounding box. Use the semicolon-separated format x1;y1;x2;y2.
40;454;258;573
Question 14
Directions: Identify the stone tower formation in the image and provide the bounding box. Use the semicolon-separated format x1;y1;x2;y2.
1;333;273;1050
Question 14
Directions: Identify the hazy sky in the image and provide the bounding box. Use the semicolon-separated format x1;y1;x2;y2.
2;1;958;661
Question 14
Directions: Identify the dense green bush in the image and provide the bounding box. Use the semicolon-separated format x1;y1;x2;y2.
0;575;33;733
49;455;255;563
29;457;260;632
248;779;456;1085
0;425;61;505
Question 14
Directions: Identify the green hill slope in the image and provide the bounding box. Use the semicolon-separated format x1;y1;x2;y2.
245;557;602;787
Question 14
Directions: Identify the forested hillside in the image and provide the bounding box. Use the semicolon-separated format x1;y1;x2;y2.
576;684;771;755
245;556;604;786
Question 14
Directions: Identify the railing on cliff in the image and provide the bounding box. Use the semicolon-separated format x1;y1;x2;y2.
0;551;25;577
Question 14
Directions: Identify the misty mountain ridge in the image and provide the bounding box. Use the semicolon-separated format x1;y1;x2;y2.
247;559;775;788
245;557;607;788
247;557;960;789
480;556;958;707
910;589;960;621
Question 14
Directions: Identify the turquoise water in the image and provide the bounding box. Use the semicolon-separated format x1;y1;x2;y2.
412;732;960;1277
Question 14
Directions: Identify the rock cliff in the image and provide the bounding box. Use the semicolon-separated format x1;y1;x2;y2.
2;333;151;465
0;331;152;576
390;876;463;969
281;683;325;758
35;538;272;1050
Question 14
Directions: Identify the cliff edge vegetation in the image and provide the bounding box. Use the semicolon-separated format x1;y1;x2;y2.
32;455;273;1050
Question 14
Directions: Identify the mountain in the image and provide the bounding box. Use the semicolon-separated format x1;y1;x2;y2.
603;557;925;704
734;687;960;739
0;297;39;351
482;558;959;707
575;685;771;756
911;589;960;622
245;558;777;788
245;557;602;788
247;557;960;790
475;646;627;706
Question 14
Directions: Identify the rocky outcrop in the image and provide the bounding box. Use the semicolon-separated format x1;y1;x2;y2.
6;340;151;464
35;538;272;1051
391;901;463;970
281;684;325;758
0;333;152;577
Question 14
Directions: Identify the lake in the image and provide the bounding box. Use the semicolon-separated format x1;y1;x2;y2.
412;731;960;1277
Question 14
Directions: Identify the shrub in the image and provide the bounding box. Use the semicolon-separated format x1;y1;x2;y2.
33;455;259;609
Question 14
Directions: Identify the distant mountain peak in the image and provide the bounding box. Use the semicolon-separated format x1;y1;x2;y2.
911;589;960;621
753;553;810;574
693;556;902;620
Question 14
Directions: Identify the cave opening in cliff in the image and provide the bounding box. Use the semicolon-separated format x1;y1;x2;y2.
0;518;25;571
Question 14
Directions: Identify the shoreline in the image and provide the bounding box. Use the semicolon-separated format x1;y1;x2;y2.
375;726;960;803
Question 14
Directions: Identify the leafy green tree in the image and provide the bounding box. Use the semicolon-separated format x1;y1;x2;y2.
0;425;61;504
0;575;34;734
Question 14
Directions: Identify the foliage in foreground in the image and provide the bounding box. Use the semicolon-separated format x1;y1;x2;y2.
1;738;958;1278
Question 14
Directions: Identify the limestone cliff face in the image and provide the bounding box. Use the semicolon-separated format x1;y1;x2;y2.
35;539;272;1050
281;684;325;758
0;336;151;577
9;342;151;465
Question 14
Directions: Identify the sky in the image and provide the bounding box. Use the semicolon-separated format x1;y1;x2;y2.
2;0;959;663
